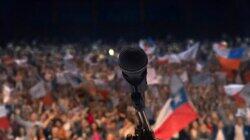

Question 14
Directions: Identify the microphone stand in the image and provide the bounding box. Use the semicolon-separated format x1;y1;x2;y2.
126;86;155;140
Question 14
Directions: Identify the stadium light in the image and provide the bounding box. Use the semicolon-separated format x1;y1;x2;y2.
109;49;115;56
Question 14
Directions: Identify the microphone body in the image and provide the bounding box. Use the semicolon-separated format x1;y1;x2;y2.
119;47;156;140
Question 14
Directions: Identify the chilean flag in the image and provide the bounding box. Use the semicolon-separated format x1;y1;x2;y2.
224;84;250;107
213;45;244;70
153;75;198;139
0;105;10;130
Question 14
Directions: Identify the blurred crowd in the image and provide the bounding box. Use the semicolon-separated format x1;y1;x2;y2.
0;38;250;140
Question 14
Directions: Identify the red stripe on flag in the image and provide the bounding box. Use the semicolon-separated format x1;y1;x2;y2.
0;117;10;130
154;103;197;139
233;93;246;107
157;60;168;65
217;56;241;70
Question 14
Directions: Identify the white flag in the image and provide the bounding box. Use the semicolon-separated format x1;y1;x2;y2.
167;54;181;63
178;43;200;60
29;81;46;99
162;42;199;64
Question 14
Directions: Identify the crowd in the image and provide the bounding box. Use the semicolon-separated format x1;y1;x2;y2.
0;38;250;140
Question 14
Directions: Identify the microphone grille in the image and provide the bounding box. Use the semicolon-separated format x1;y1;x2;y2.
119;47;148;72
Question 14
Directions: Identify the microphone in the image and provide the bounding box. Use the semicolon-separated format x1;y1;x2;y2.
118;47;156;140
118;46;148;93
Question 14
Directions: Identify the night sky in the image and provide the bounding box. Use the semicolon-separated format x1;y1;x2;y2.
1;0;250;41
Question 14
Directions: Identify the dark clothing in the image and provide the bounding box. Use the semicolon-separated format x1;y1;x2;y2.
212;125;234;140
212;125;250;140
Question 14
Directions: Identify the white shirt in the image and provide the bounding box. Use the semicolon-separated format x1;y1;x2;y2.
234;125;245;140
216;129;225;140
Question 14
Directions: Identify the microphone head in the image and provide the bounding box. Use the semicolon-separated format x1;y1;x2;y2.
119;47;148;73
118;47;148;86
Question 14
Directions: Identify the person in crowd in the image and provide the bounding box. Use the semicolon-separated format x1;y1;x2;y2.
234;117;250;140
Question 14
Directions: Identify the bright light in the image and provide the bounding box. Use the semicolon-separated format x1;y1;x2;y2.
109;49;115;56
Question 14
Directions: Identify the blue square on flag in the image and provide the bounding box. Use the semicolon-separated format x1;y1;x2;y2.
228;48;244;59
170;88;188;109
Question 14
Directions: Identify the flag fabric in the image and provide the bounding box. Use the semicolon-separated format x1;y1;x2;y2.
213;45;245;70
178;43;200;60
224;84;250;107
153;75;198;139
167;54;181;63
156;43;199;64
29;81;46;99
0;105;10;130
147;68;160;85
156;54;185;64
157;55;169;65
224;84;244;96
139;40;156;55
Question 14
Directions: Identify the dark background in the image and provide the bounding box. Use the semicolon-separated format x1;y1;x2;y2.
1;0;250;42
